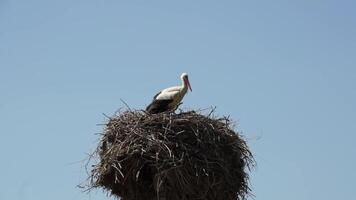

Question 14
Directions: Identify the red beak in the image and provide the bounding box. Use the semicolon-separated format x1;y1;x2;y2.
186;78;192;91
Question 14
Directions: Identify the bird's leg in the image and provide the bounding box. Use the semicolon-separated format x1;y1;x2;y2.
176;102;183;109
172;102;183;113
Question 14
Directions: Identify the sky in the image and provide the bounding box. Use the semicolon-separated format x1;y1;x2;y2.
1;0;356;199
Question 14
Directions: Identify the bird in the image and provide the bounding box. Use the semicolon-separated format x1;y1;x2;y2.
146;73;192;114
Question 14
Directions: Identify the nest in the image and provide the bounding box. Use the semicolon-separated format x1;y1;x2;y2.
87;109;254;200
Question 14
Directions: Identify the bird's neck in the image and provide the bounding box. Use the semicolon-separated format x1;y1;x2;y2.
181;79;188;91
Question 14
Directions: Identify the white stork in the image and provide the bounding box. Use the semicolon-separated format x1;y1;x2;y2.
146;73;192;114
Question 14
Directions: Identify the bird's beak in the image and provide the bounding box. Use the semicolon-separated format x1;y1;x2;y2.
187;79;192;92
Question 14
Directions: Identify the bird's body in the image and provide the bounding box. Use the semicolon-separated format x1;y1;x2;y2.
146;73;192;114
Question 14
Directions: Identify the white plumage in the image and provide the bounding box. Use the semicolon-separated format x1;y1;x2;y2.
146;73;192;114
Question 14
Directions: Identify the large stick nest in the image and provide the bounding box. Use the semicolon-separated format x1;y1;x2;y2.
87;109;254;200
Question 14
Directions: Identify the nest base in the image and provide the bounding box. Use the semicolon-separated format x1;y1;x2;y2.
87;110;254;200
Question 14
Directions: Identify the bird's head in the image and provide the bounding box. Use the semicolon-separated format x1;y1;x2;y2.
181;72;192;91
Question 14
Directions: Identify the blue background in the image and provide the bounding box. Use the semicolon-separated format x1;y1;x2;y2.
1;1;355;199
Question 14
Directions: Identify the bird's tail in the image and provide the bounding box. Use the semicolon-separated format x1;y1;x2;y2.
146;100;172;114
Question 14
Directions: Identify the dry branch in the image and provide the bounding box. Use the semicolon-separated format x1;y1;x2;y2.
86;109;254;200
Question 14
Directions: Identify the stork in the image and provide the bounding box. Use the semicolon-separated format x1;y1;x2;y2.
146;73;192;114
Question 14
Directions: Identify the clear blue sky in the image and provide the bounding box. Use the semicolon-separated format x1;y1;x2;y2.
1;0;355;199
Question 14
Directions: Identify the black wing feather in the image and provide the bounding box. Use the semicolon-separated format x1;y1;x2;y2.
146;98;173;114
